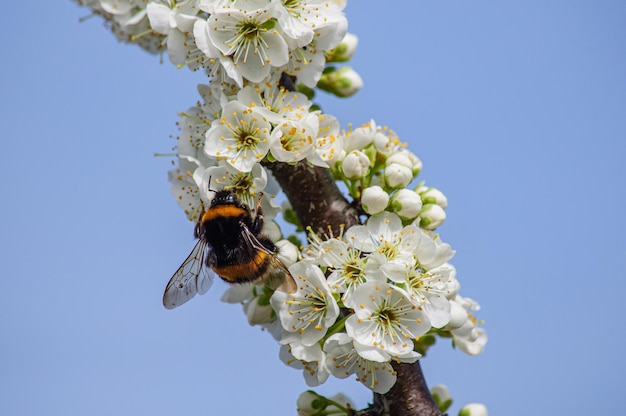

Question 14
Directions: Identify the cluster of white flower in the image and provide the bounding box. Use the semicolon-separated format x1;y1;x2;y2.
263;210;485;394
73;0;354;81
74;0;486;399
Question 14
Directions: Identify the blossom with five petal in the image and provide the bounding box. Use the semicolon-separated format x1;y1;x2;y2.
344;281;431;359
204;101;272;172
271;262;340;347
204;1;289;84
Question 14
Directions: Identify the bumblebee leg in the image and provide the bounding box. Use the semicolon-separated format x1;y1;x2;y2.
206;249;218;268
252;193;265;234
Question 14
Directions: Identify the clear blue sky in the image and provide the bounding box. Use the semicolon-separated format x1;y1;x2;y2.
1;1;625;415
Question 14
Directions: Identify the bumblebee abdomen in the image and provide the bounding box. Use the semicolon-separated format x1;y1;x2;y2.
211;249;273;283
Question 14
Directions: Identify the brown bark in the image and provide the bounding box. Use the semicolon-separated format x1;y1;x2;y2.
266;161;360;236
268;160;440;416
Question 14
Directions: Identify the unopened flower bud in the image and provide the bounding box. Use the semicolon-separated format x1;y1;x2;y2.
342;150;370;179
459;403;488;416
297;390;328;416
245;296;274;325
417;185;448;209
419;204;446;230
430;384;453;414
391;189;422;220
361;185;389;215
330;393;355;410
325;33;358;62
318;66;363;98
384;163;413;188
386;152;413;169
406;152;422;176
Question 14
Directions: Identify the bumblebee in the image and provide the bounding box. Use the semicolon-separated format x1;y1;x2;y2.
163;190;297;309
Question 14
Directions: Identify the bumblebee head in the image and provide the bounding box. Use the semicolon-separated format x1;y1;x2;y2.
210;189;241;207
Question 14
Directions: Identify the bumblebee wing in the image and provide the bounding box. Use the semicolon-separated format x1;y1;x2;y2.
162;240;214;309
240;225;297;293
263;258;298;293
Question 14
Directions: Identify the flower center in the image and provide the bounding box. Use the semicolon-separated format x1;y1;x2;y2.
378;240;398;260
373;306;397;326
236;131;260;149
343;261;364;284
240;22;261;42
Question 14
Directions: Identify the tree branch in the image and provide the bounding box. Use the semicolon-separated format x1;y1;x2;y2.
266;161;360;236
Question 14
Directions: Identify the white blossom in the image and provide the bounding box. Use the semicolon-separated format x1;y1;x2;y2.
344;212;418;268
197;162;268;208
146;0;200;66
280;343;329;387
344;282;430;359
309;113;343;167
269;113;319;163
344;119;383;152
445;295;487;355
310;236;381;301
237;84;313;125
204;1;289;84
204;100;272;172
381;261;454;329
271;262;340;347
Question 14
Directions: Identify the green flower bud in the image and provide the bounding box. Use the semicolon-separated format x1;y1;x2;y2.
430;384;453;414
342;150;370;179
384;163;413;188
417;185;448;209
459;403;488;416
318;66;363;98
297;390;328;416
361;185;389;215
245;296;274;325
391;189;422;220
325;33;358;62
419;203;446;230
